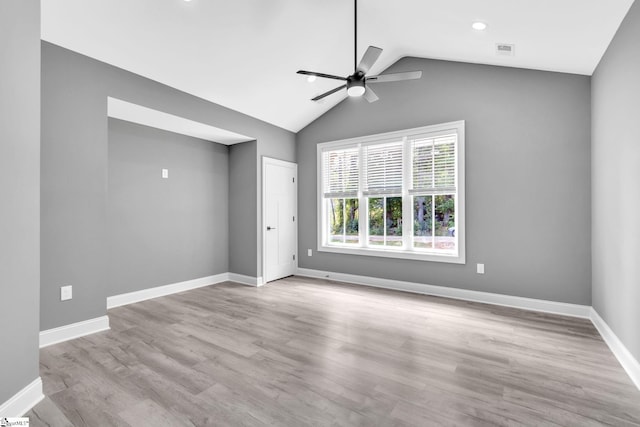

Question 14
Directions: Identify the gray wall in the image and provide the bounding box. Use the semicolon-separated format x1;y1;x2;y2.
0;0;41;405
297;57;592;305
229;141;258;276
108;119;229;296
42;42;295;330
592;1;640;362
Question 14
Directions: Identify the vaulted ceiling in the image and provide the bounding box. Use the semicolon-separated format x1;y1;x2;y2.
41;0;634;132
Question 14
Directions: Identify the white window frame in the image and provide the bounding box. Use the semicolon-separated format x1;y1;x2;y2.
317;120;465;264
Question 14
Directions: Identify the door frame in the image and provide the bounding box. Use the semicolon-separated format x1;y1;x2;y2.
261;156;298;284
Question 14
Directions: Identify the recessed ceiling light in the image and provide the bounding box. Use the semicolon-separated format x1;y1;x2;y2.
307;75;317;83
472;22;487;31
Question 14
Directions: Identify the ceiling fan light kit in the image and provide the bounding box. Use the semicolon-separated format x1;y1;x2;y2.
347;77;366;97
297;0;422;103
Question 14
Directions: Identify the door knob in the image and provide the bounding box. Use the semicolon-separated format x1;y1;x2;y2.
267;226;276;230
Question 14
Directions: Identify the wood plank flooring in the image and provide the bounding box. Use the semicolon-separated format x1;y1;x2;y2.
27;276;640;426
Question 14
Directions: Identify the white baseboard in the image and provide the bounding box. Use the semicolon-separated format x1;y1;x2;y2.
229;273;264;287
0;378;43;418
107;272;264;308
40;316;110;348
590;308;640;390
107;273;229;309
39;273;261;349
296;268;591;318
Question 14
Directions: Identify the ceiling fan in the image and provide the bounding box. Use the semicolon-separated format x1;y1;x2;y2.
297;0;422;103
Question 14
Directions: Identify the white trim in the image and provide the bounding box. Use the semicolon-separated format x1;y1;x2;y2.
41;273;262;348
262;156;298;284
296;268;591;318
229;273;264;287
455;122;466;264
39;316;110;348
316;245;465;264
590;308;640;391
107;273;228;309
315;121;465;149
0;377;44;418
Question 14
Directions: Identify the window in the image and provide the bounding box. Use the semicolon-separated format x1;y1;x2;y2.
317;121;465;263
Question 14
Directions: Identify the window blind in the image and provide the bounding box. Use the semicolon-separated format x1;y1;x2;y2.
363;141;403;196
322;148;359;198
411;134;456;194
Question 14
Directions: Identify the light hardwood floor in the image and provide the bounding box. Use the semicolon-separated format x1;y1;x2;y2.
27;276;640;426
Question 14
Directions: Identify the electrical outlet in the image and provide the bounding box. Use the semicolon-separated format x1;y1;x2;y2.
307;249;312;257
60;285;73;301
477;263;485;274
162;169;169;179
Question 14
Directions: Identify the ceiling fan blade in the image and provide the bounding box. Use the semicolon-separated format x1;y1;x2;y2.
356;46;383;74
297;70;347;81
366;71;422;83
363;85;379;103
312;84;347;101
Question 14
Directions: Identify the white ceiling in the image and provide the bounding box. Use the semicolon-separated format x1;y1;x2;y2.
42;0;634;133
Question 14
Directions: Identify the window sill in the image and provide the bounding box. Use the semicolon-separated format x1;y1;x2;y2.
318;244;465;264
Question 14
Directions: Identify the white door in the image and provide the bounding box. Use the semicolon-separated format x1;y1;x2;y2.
263;157;297;283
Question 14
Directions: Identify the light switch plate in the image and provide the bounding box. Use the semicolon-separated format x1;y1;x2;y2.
162;169;169;179
477;263;485;274
60;285;73;301
308;249;312;257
